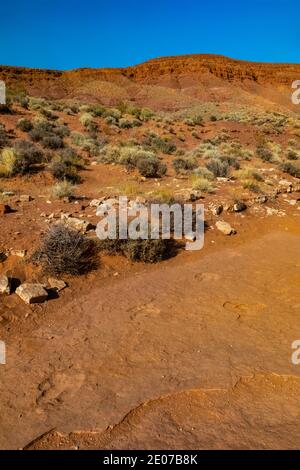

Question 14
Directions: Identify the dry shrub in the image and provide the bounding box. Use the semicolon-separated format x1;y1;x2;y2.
33;225;98;275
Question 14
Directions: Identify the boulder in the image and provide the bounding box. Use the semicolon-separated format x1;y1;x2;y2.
16;283;48;304
216;220;236;235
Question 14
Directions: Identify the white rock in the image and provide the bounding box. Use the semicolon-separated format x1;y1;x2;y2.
216;221;236;235
0;275;11;295
16;283;48;304
48;278;67;292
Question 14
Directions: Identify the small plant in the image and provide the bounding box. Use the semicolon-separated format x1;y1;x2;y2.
98;237;176;263
16;118;33;132
280;161;300;178
191;176;214;192
50;148;83;183
243;180;261;193
136;155;167;178
0;125;8;149
173;157;197;174
142;133;176;154
257;145;273;162
206;158;230;178
32;224;98;275
0;141;43;176
51;180;76;199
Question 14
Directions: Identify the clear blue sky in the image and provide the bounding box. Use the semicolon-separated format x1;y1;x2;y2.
1;0;299;69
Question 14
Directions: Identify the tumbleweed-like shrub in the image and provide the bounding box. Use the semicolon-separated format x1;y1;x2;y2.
32;224;98;275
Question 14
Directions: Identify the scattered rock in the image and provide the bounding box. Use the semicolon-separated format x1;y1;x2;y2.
19;195;32;203
0;204;11;216
0;275;11;295
254;195;268;204
233;201;247;212
48;278;67;292
61;214;95;233
90;198;106;207
266;207;286;217
210;203;223;216
279;180;293;193
10;249;27;258
216;220;236;235
16;283;48;304
189;190;202;201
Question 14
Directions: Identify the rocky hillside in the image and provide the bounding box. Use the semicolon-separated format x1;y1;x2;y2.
1;54;300;110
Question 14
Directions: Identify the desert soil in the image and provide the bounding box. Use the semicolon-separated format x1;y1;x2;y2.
1;214;300;449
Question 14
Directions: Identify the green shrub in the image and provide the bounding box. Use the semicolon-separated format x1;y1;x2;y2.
0;125;8;149
206;158;230;178
0;141;43;176
191;176;214;192
280;161;300;178
257;146;273;162
42;135;64;149
137;155;167;178
50;148;83;183
142;133;176;154
173;157;197;173
16;118;33;132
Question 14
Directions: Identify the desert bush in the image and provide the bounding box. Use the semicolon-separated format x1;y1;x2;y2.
0;104;12;114
0;148;16;176
50;148;83;183
0;140;43;176
286;149;300;160
142;133;176;154
0;125;8;149
257;145;273;162
16;118;33;132
235;167;263;182
243;180;261;193
280;161;300;178
206;157;230;178
118;118;142;129
173;157;197;173
40;107;58;121
51;180;76;199
191;176;214;192
42;135;64;149
136;155;167;178
29;121;67;148
98;237;175;263
54;124;70;138
33;224;98;275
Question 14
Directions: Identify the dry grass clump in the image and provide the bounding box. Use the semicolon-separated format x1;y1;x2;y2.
190;175;214;192
0;140;44;177
51;180;76;199
32;224;98;275
97;237;176;263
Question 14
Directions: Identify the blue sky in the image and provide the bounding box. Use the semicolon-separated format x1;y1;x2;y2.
1;0;299;69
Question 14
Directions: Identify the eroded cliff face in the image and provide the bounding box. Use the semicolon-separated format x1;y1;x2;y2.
0;54;299;109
